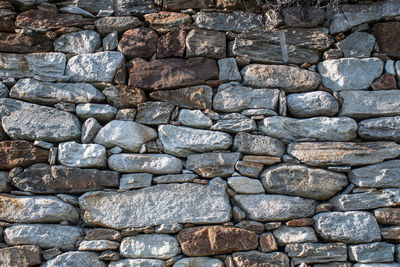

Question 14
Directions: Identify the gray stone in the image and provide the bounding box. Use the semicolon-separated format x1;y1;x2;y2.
103;32;118;51
0;82;9;98
232;251;289;267
120;173;152;189
241;64;321;93
234;194;316;222
227;176;264;194
116;109;137;121
358;116;400;142
75;0;156;15
282;6;325;27
261;163;348;200
10;78;105;105
155;224;183;234
58;141;107;168
287;141;400;167
79;178;230;229
218;58;241;82
313;263;352;267
4;224;82;250
235;161;264;178
186;153;240;178
66;51;124;82
76;103;117;123
273;226;318;245
95;17;143;35
285;243;347;265
339;90;400;119
153;174;197;184
174;257;223;267
78;240;120;251
178;109;212;129
259;116;358;142
353;264;400;267
0;194;78;223
233;132;284;157
385;60;395;75
158;125;232;157
350;160;400;188
41;251;105;267
54;30;101;54
186;29;226;59
396;61;400;87
81;118;102;144
59;6;96;18
318;58;383;92
0;98;81;143
0;171;10;192
213;82;279;112
287;91;339;118
313;211;381;244
349;242;394;263
110;259;166;267
94;120;157;152
338;32;375;58
211;114;256;133
0;245;41;267
136;102;175;125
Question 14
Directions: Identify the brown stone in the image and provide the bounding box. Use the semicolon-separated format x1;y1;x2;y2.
157;29;186;59
103;85;147;109
12;163;119;194
286;218;314;227
0;245;41;267
177;226;258;256
128;57;218;90
0;141;48;170
186;29;226;59
373;22;400;58
242;155;281;165
0;17;15;32
163;0;213;11
144;11;192;33
260;233;278;253
371;74;397;90
0;33;52;53
85;228;122;241
15;9;93;32
374;208;400;225
118;27;158;59
381;226;400;243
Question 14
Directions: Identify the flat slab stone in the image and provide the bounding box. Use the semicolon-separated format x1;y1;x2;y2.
75;0;156;15
373;22;400;58
0;32;52;53
233;132;284;157
337;32;375;58
348;242;394;263
120;173;152;189
272;226;318;245
287;91;339;118
76;103;117;123
79;178;231;229
287;141;400;167
232;251;290;267
0;140;48;170
144;11;191;33
358;116;400;142
186;153;240;178
41;251;105;267
285;243;347;265
186;29;226;59
78;240;120;251
375;208;400;226
54;30;101;54
178;109;212;129
153;174;197;184
0;245;41;267
210;114;256;134
58;141;106;168
227;176;264;194
95;16;142;35
349;160;400;188
110;259;166;267
234;194;316;222
136;101;175;125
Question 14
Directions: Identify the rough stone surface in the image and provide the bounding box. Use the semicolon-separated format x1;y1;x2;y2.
349;160;400;188
0;32;52;53
95;16;143;35
211;114;256;133
186;29;226;59
0;140;48;170
348;242;394;263
282;6;325;27
372;22;400;58
375;208;400;226
41;251;105;267
358;117;400;142
144;11;191;33
157;29;186;59
110;259;166;267
75;0;156;15
81;118;102;144
136;102;175;125
58;142;106;168
0;245;41;267
232;251;290;267
338;32;375;58
178;109;212;129
233;132;284;157
272;226;318;245
227;176;264;194
103;85;146;109
186;153;240;178
173;257;223;267
120;173;152;189
78;240;120;251
287;91;339;118
118;27;158;59
54;30;101;54
218;58;241;82
285;243;347;265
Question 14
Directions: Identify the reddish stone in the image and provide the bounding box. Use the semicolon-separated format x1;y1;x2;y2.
286;218;314;227
85;228;122;241
374;208;400;225
0;17;15;32
260;233;278;253
177;226;258;256
118;27;158;59
373;22;400;58
205;80;223;88
0;33;52;53
381;226;400;243
0;245;41;267
371;74;397;90
0;140;48;170
128;57;218;90
144;11;191;33
103;85;147;108
157;29;186;59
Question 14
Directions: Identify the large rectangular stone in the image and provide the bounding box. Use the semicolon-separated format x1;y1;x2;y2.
285;243;347;265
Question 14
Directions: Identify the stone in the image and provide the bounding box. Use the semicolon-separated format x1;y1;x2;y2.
144;11;191;33
4;224;82;250
0;194;78;223
155;224;183;234
120;173;152;189
85;228;121;241
59;6;96;18
353;264;400;267
103;85;146;109
76;103;117;123
286;218;314;227
75;0;156;15
116;109;137;121
54;30;101;54
385;60;396;75
103;32;118;51
136;102;175;125
337;32;375;58
41;251;105;267
0;245;41;267
0;82;8;98
110;259;166;267
173;257;223;267
272;226;318;245
232;251;290;267
218;58;241;82
58;141;107;168
375;208;400;226
282;6;325;27
285;243;347;265
158;125;232;157
66;52;124;83
178;109;212;129
128;57;218;90
313;211;381;244
235;161;264;178
0;52;66;79
0;172;10;192
163;0;211;10
349;160;400;188
259;116;357;142
211;114;256;133
371;74;397;90
213;82;279;112
150;85;212;110
233;28;333;64
373;22;400;58
227;176;264;194
261;163;348;200
233;132;284;157
78;240;120;251
0;140;48;170
153;174;197;184
397;61;400;87
118;27;158;59
358;116;400;142
121;234;180;259
194;11;263;33
287;91;339;118
234;194;316;222
95;17;142;35
260;233;278;253
339;90;400;119
241;64;321;93
12;163;119;194
381;227;400;243
186;153;240;178
42;247;62;261
108;153;182;174
287;141;400;167
0;32;52;53
157;29;186;59
79;178;230;229
0;17;15;32
348;242;394;263
81;118;102;144
94;120;157;152
10;78;105;105
186;29;226;59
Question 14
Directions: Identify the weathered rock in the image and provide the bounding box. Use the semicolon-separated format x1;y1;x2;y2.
211;114;256;133
285;243;347;265
0;245;41;267
115;109;137;121
108;153;182;174
0;194;78;223
81;118;102;144
110;259;166;267
178;109;212;129
186;29;226;59
158;125;232;157
118;28;158;59
94;120;157;152
174;257;223;267
120;173;152;189
128;57;218;90
234;194;316;222
287;91;339;118
58;141;107;168
0;32;52;53
358;116;400;142
233;132;284;157
0;140;48;170
103;85;146;109
318;58;383;91
75;0;156;15
76;103;117;123
85;228;121;241
0;82;9;98
349;160;400;188
381;226;400;243
59;6;96;18
260;233;278;253
261;163;347;200
282;6;325;27
0;17;15;32
12;163;119;193
232;251;290;267
287;141;400;167
227;176;264;194
41;251;105;267
273;226;318;245
259;116;357;142
95;16;143;35
218;58;241;82
338;32;375;58
235;161;264;178
144;11;191;33
78;240;120;251
371;74;397;90
157;29;186;59
241;64;321;93
0;172;10;192
66;52;124;83
54;30;101;54
153;174;197;184
79;178;230;229
4;224;82;250
348;242;394;263
353;263;400;267
313;211;381;244
186;153;240;178
136;102;175;125
375;208;400;226
103;31;118;51
373;22;400;58
163;0;211;10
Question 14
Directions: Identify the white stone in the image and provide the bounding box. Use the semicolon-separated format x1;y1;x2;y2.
54;30;101;54
78;240;120;251
109;259;166;267
178;109;212;129
227;176;264;194
58;141;107;168
272;226;318;245
218;58;241;82
120;173;152;189
173;257;223;267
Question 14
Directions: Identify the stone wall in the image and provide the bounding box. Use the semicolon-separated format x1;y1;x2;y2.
0;0;400;266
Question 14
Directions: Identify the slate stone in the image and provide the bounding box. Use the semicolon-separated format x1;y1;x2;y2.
75;0;156;15
178;109;212;129
103;85;147;109
186;29;226;59
218;58;241;82
59;6;96;18
227;176;264;194
272;226;318;245
232;251;290;267
95;16;143;35
211;114;256;133
373;22;400;58
349;160;400;188
163;0;212;10
235;161;264;178
287;91;339;118
186;153;240;178
153;174;197;184
233;132;284;157
0;32;52;53
285;243;347;265
381;226;400;243
81;118;102;144
58;141;107;168
76;103;117;123
282;6;325;27
338;32;375;58
358;116;400;142
54;30;101;54
120;173;152;189
144;11;191;33
0;171;10;192
136;102;175;125
103;31;118;51
348;242;395;263
0;245;41;267
41;251;105;267
157;29;186;59
118;27;158;59
0;140;48;170
110;259;166;267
